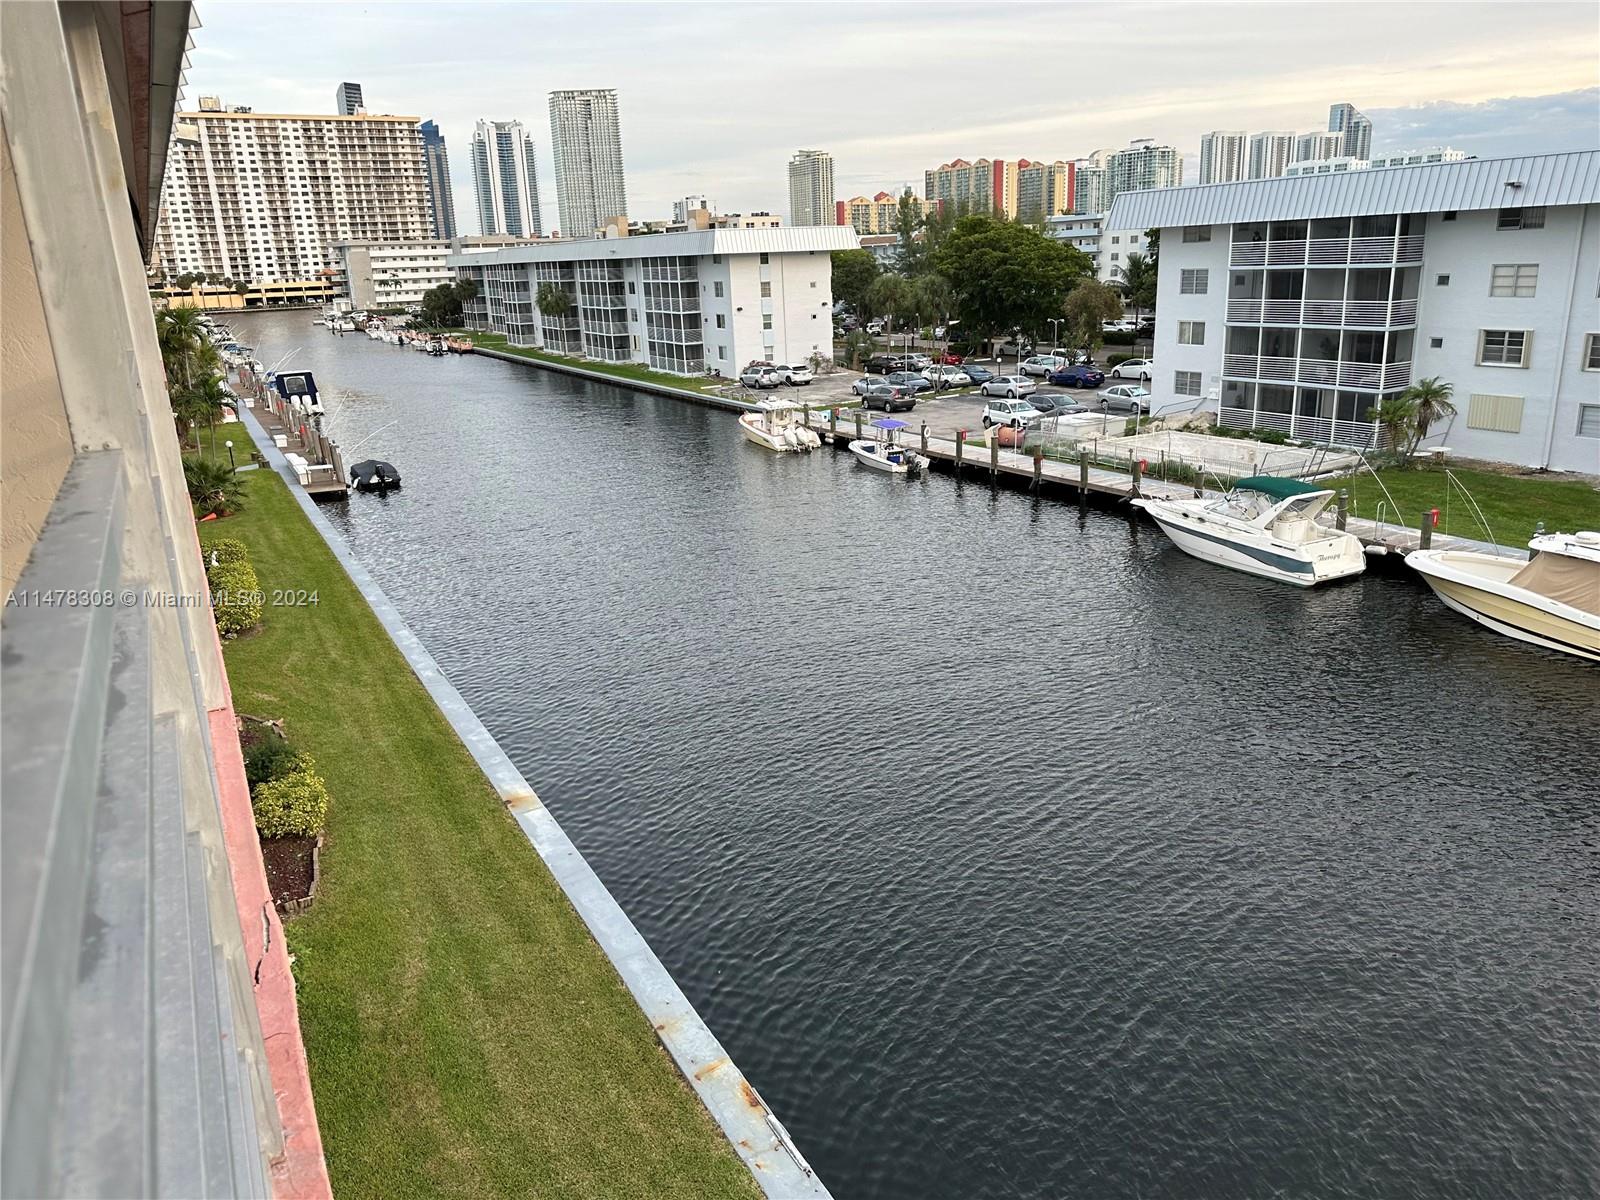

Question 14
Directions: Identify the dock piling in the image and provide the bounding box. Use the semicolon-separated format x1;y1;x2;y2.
1419;510;1434;550
1336;489;1349;531
853;411;863;443
989;437;999;482
1032;449;1043;493
1131;458;1143;500
920;422;928;454
955;430;965;476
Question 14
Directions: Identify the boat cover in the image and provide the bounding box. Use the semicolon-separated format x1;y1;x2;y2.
1235;476;1322;499
1508;552;1600;615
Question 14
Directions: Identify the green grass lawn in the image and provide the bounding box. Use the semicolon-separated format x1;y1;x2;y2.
203;466;757;1200
451;330;729;395
1325;464;1600;544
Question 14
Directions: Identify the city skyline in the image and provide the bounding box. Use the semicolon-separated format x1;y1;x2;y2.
180;3;1598;230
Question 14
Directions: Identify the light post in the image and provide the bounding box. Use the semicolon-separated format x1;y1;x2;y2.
1047;318;1063;353
225;439;235;470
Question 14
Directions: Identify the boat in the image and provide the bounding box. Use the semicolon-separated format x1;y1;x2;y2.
848;419;929;474
1407;531;1600;661
738;397;821;452
350;459;402;494
1132;476;1366;586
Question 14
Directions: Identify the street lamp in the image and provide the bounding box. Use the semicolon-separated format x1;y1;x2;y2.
1048;317;1063;350
225;439;235;470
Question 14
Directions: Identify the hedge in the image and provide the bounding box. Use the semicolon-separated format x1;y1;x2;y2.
208;559;263;636
251;762;330;838
203;537;250;569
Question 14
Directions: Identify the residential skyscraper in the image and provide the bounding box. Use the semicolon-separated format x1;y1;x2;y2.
923;158;1019;217
335;81;364;116
1328;102;1373;161
787;149;836;227
1198;131;1248;185
1105;140;1182;205
1247;131;1296;180
1072;165;1107;215
420;120;458;240
154;99;432;282
548;88;628;238
835;190;930;235
471;119;543;237
1016;159;1075;220
1294;130;1347;163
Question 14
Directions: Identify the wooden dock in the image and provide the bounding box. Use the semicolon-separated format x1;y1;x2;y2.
234;369;349;499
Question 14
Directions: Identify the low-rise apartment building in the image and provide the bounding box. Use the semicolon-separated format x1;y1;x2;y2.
331;236;541;309
1045;214;1151;285
449;226;858;375
1107;151;1600;472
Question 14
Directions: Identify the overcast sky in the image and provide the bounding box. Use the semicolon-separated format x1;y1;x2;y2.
186;1;1600;234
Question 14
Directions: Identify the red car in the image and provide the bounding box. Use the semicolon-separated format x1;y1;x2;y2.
937;350;965;365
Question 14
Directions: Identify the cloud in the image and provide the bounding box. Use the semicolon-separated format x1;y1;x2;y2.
179;1;1600;230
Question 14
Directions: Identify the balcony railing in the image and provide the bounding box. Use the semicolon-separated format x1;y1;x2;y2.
1223;356;1412;392
1230;233;1425;269
1226;296;1420;328
1219;405;1389;448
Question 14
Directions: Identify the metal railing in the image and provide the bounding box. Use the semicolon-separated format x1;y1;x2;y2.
1218;405;1388;448
1230;233;1425;268
1223;356;1412;391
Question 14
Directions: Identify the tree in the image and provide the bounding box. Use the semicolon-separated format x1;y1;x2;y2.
932;213;1092;347
829;249;879;315
1063;280;1125;353
172;374;230;450
866;274;914;345
1400;377;1456;456
155;305;218;393
1117;252;1157;318
907;274;954;336
534;283;574;352
841;329;873;370
183;454;246;518
420;280;475;328
1366;394;1419;460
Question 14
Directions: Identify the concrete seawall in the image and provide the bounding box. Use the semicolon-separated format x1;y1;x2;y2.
469;345;762;414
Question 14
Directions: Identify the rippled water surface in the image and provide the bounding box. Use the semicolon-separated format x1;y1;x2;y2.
240;313;1599;1199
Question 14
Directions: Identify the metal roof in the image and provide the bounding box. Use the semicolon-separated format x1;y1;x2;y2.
447;224;859;265
1107;150;1600;229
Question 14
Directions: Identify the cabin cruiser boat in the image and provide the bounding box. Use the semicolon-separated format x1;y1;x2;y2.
848;419;929;474
738;397;821;452
1407;531;1600;661
1132;476;1366;586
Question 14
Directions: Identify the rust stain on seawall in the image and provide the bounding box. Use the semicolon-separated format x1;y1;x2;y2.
693;1056;731;1082
502;786;542;813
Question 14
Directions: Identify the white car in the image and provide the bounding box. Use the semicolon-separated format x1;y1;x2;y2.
982;397;1044;428
866;320;884;336
1101;320;1137;333
1098;384;1153;413
922;365;971;389
1110;358;1154;381
1020;354;1066;378
978;375;1037;400
774;363;814;386
740;366;782;389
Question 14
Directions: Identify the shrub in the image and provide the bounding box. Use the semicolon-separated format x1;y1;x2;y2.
251;765;330;838
202;537;249;570
183;455;245;517
1102;330;1137;346
1257;429;1289;445
208;559;262;636
244;735;302;790
1106;353;1133;368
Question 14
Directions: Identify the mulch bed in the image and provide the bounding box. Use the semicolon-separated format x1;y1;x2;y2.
260;833;318;911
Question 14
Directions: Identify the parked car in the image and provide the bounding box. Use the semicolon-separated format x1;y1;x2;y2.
742;359;777;372
978;375;1038;400
1110;358;1155;382
1099;384;1153;413
884;371;933;394
1030;394;1088;418
936;350;965;365
740;366;782;389
995;337;1033;358
861;384;915;413
960;364;996;386
1101;320;1137;333
775;363;814;386
901;353;932;370
866;320;885;336
1020;354;1067;378
865;353;907;374
982;397;1045;428
922;365;972;389
1047;364;1105;388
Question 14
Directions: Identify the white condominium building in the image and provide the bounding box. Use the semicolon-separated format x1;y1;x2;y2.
1248;132;1296;181
471;119;543;237
331;236;541;309
449;226;858;376
1106;150;1600;473
1328;102;1373;161
1294;130;1347;164
549;88;628;238
1199;132;1248;185
788;149;836;227
154;102;432;283
1105;140;1183;205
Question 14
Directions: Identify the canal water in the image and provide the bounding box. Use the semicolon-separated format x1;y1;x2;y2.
237;313;1598;1200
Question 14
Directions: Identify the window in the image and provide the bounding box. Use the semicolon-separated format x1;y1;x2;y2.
1110;252;1120;262
1179;268;1209;295
1111;236;1120;245
810;281;817;288
1430;337;1444;349
627;281;635;293
717;345;727;360
1490;264;1538;297
1436;274;1450;286
1586;333;1600;370
1441;211;1457;221
762;315;773;330
760;281;772;298
713;281;724;298
759;252;769;264
715;314;726;329
1579;405;1600;438
1178;321;1205;345
1496;207;1545;231
1174;370;1202;396
1182;226;1211;243
1478;330;1528;367
1466;393;1525;433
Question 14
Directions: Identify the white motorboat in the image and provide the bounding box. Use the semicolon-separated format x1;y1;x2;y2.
1133;476;1366;586
1407;530;1600;661
848;418;929;474
738;397;821;453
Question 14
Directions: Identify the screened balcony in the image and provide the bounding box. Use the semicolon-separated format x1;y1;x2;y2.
1229;214;1425;268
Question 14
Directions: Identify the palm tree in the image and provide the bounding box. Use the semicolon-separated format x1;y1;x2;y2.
866;274;913;348
156;306;209;391
1116;252;1156;320
1399;377;1456;456
1366;395;1419;460
535;283;574;353
182;455;246;518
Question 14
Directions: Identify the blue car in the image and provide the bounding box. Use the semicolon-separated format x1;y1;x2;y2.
961;364;997;385
1047;364;1105;388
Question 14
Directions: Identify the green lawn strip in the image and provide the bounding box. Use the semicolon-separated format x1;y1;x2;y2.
203;467;757;1200
448;330;727;395
1322;465;1600;544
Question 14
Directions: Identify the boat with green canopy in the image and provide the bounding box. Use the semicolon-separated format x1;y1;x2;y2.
1132;475;1366;586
